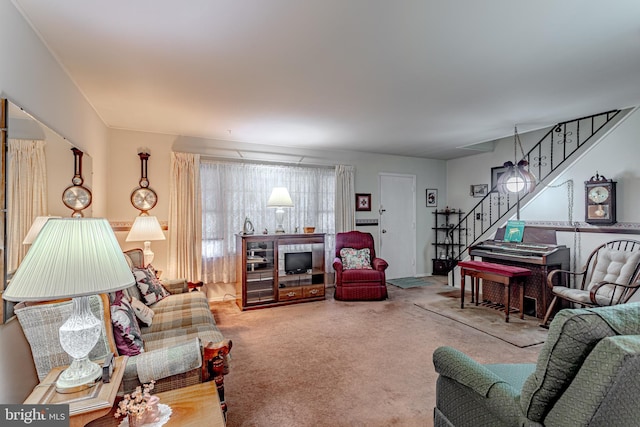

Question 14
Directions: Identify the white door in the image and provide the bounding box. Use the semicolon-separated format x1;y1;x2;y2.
379;173;416;279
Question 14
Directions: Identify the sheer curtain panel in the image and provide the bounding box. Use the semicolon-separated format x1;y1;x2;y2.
7;139;47;271
335;164;355;233
168;152;202;281
201;161;335;285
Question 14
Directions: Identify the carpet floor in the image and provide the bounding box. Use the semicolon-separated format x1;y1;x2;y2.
212;282;543;427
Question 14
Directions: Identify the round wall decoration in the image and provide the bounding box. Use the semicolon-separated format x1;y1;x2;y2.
131;152;158;214
62;147;92;217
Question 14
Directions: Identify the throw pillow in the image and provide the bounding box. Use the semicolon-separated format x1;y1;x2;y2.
340;247;373;270
130;296;154;327
133;266;171;305
147;264;159;278
110;291;145;356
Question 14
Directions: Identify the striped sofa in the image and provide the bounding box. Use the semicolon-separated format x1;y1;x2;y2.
14;249;231;415
120;249;232;408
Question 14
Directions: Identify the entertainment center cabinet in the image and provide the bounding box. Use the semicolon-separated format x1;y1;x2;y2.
235;233;326;310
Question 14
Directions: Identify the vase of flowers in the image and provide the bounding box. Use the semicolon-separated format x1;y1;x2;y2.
127;413;144;427
114;381;156;426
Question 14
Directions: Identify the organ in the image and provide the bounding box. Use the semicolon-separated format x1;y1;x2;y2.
468;227;570;319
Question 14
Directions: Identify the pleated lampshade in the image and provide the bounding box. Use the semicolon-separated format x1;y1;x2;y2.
125;215;166;242
22;215;62;244
3;218;134;301
267;187;294;208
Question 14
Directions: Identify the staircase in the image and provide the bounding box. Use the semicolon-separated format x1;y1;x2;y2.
449;109;622;262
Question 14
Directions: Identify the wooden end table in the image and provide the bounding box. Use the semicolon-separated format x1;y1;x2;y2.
87;381;225;427
24;356;128;427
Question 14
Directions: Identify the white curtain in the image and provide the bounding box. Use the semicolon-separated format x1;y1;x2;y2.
201;161;335;284
335;164;355;233
168;152;202;281
7;139;47;272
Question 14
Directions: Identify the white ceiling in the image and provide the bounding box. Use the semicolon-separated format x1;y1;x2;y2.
13;0;640;159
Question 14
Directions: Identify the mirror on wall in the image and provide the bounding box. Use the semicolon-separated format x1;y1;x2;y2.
0;99;6;324
0;98;93;323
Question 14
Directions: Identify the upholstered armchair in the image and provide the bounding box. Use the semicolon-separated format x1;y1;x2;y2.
433;302;640;427
542;239;640;326
333;231;388;301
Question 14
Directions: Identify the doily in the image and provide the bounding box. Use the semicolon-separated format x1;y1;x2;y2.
117;403;172;427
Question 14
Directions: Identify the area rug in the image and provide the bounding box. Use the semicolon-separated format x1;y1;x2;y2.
414;287;548;348
387;276;445;289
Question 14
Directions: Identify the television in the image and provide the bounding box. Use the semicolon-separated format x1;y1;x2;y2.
284;251;312;274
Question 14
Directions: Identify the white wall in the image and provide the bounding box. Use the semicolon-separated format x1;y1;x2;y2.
446;107;640;282
520;107;640;269
0;2;109;215
0;1;109;404
108;131;446;289
107;128;174;277
445;126;552;218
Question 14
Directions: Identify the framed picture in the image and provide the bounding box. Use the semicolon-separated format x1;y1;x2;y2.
356;193;371;211
491;165;508;193
426;189;437;207
470;184;488;198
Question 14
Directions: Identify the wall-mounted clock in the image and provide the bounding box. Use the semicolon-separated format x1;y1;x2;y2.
131;152;158;214
585;172;616;225
62;147;92;217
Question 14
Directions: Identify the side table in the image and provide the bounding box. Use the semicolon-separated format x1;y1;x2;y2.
187;281;204;292
24;355;128;427
87;381;226;426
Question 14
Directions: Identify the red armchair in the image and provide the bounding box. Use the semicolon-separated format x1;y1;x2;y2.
333;231;388;301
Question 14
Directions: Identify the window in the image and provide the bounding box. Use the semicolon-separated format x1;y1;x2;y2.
201;161;335;284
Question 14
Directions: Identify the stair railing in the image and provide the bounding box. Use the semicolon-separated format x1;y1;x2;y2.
450;109;621;262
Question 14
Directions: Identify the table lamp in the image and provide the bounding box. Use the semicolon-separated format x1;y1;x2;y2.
3;218;134;392
22;215;61;244
267;187;294;234
126;215;166;266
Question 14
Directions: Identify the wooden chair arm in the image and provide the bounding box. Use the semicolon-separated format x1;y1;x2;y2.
547;269;586;289
590;281;640;306
202;339;232;416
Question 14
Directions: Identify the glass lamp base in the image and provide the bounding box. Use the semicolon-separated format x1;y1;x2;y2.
56;296;103;393
56;358;101;393
274;208;286;233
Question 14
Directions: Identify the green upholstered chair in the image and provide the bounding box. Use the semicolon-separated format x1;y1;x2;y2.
433;302;640;427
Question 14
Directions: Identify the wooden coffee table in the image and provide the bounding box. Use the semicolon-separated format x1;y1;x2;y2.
152;382;225;427
87;381;225;427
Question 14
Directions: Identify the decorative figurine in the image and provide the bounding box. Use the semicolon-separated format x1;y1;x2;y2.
243;217;254;235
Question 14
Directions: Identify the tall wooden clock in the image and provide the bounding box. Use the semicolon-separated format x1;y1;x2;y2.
585;173;616;225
